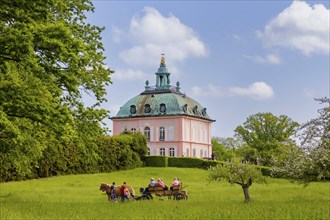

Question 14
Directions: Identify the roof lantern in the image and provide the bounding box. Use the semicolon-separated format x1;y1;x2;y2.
155;54;171;90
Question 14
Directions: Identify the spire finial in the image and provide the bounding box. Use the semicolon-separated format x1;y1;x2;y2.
160;53;165;65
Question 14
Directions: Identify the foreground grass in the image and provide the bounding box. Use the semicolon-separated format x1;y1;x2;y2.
1;167;329;219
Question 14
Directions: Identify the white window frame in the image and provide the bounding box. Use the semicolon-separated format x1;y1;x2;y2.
144;127;150;142
169;148;175;157
160;148;165;156
159;127;165;141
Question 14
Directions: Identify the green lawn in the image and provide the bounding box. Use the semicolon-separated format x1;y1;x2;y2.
1;167;329;219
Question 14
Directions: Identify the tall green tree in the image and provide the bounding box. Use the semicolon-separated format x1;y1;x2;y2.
234;113;299;166
211;137;236;161
0;0;112;181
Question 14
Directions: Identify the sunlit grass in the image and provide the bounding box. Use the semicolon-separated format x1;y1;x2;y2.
1;167;329;219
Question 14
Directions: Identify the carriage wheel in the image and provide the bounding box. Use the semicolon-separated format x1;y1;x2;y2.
140;195;151;200
174;193;185;200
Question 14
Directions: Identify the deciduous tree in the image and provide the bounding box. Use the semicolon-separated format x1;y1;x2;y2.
272;98;330;184
0;0;112;181
234;113;299;166
211;137;236;161
208;159;266;202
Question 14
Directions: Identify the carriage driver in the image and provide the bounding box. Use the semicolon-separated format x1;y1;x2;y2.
149;178;157;187
142;177;157;194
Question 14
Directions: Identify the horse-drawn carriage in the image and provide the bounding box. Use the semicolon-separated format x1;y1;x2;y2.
139;184;188;200
99;182;188;202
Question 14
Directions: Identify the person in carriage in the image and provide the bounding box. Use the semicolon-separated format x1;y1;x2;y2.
157;178;168;190
170;177;180;190
142;177;157;194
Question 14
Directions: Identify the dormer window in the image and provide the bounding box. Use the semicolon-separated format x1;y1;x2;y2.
130;105;136;114
202;108;207;116
160;103;166;113
144;104;151;113
182;104;188;113
192;106;198;115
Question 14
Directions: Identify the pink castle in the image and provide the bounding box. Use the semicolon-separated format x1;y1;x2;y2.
112;56;215;158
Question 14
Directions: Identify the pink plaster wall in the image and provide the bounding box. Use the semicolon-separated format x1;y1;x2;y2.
112;116;212;158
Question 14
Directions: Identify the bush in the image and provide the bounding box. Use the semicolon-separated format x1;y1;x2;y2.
144;156;168;167
97;134;147;172
1;133;148;182
144;156;222;169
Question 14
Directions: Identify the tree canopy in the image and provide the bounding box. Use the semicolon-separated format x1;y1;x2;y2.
234;112;300;166
0;0;113;181
211;137;237;161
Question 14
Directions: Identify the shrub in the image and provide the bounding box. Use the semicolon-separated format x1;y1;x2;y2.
144;156;168;167
97;134;147;172
143;156;222;169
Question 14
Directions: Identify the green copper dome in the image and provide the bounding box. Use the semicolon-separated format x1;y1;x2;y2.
112;56;213;121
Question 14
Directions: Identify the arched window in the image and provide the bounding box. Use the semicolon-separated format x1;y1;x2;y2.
144;127;150;142
169;148;175;157
200;149;203;158
159;127;165;141
131;128;136;134
186;148;189;157
147;148;151;155
160;148;165;156
193;148;196;157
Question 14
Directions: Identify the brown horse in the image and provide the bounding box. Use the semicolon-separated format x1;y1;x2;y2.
99;183;135;201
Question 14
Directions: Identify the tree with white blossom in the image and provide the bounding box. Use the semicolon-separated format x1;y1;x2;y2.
272;97;330;185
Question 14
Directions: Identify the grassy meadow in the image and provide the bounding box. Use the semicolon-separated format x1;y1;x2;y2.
0;167;329;219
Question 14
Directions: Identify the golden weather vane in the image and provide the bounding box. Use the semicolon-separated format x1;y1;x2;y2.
160;53;165;65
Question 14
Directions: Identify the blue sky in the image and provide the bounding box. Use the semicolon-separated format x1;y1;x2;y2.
86;0;329;137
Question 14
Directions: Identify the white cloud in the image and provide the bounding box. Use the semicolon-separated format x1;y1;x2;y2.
191;84;226;97
120;7;207;66
229;82;274;100
191;82;274;100
111;26;124;43
257;1;330;55
243;53;281;64
112;68;149;81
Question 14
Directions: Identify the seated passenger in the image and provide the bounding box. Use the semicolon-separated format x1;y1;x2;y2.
143;177;157;194
149;177;157;187
157;178;168;190
170;177;180;190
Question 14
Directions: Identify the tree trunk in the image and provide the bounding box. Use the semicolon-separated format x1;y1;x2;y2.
242;185;250;202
